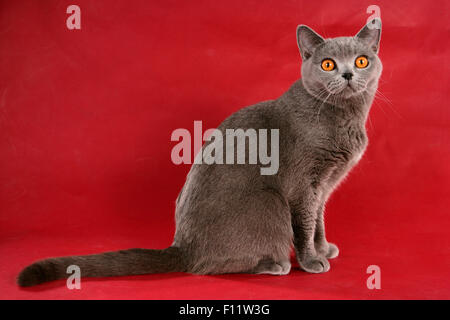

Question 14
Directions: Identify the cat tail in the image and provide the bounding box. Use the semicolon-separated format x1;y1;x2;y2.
17;247;186;287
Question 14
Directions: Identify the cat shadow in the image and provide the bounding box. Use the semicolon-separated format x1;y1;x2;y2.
17;272;190;292
203;259;341;295
18;263;344;298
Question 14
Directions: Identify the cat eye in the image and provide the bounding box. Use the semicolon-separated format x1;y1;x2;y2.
355;56;369;68
321;59;335;71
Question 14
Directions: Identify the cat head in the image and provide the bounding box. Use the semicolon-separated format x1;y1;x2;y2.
297;19;382;101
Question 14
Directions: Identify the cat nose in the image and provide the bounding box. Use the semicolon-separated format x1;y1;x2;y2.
342;72;353;80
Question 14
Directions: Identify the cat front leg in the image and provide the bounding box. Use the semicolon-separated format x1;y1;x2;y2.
314;202;339;259
291;198;330;273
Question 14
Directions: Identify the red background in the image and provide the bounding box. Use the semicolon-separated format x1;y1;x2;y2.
1;0;449;299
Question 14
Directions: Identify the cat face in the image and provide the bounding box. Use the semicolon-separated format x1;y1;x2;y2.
297;19;382;100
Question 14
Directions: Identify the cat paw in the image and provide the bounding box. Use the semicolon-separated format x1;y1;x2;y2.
298;255;330;273
253;259;291;275
315;242;339;259
325;243;339;259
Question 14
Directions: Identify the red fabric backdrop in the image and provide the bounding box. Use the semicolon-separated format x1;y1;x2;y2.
1;0;449;299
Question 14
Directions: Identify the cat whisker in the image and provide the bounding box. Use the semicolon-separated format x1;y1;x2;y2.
374;89;403;119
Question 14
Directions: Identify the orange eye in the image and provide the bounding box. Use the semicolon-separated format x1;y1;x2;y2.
321;59;335;71
355;56;369;68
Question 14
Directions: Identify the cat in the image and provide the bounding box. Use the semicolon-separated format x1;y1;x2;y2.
18;19;382;286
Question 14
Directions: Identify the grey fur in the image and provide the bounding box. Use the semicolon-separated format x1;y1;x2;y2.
18;19;382;286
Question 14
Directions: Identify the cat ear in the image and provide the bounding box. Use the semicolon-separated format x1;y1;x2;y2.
355;18;382;54
296;25;325;60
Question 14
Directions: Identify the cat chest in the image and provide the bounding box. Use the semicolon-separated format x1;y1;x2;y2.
310;145;364;191
314;128;367;179
325;134;366;166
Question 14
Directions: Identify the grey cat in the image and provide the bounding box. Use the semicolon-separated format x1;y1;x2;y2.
18;19;382;286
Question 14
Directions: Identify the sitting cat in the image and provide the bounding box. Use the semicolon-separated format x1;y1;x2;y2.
18;19;382;286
